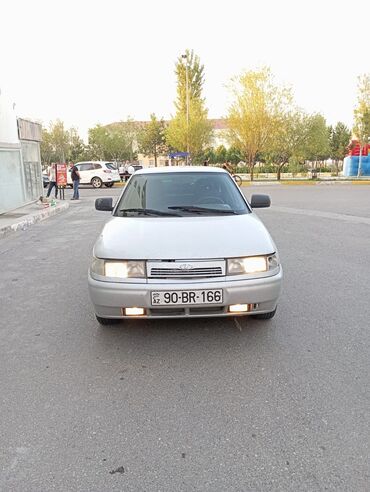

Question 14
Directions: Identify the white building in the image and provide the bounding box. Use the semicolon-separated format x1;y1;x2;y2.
0;90;42;214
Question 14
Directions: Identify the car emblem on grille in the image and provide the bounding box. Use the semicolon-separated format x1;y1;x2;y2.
179;264;193;270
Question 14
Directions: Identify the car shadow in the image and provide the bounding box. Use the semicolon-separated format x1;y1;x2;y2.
93;315;279;362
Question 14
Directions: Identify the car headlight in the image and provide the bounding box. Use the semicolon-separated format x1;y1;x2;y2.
227;254;279;275
91;258;146;278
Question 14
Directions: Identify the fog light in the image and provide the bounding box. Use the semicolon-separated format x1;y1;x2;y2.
125;307;145;316
229;304;250;313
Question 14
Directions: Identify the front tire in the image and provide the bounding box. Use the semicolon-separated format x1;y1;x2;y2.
91;177;103;188
252;307;277;320
104;182;114;188
96;315;121;325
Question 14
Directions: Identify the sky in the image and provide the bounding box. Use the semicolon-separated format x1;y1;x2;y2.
1;0;369;140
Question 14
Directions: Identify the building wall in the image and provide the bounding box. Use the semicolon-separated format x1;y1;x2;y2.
0;91;42;214
0;90;19;145
137;154;169;167
0;149;26;214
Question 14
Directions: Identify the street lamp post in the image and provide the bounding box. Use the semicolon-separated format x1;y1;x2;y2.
182;53;190;165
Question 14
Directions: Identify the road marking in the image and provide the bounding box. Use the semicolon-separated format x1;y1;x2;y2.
270;206;370;225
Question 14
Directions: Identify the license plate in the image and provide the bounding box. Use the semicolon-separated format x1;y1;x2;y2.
151;289;223;306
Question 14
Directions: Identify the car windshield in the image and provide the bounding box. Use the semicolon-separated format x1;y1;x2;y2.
114;172;249;217
105;163;116;170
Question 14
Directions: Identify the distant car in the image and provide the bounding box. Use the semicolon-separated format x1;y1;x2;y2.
67;161;121;188
124;164;143;181
89;166;282;325
42;173;50;188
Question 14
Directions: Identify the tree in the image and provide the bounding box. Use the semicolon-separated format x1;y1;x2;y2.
122;117;139;162
226;146;244;165
49;120;70;162
166;49;212;160
88;123;134;161
137;114;167;167
68;128;86;162
227;67;292;180
265;110;311;180
328;122;351;175
214;145;227;163
353;73;370;176
88;125;109;160
41;120;83;165
40;128;55;165
304;113;330;163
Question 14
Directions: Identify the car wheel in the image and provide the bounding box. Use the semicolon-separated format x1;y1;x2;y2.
95;315;121;325
91;177;103;188
104;182;114;188
252;307;277;320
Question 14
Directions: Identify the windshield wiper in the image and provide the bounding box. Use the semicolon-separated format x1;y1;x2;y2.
120;208;181;217
168;206;239;215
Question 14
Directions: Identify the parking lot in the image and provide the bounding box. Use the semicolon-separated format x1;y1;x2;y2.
0;184;369;491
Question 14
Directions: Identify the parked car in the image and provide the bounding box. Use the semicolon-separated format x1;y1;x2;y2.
42;173;50;188
89;167;282;325
123;164;143;182
67;161;120;188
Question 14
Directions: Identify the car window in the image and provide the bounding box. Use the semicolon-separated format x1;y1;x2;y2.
114;172;249;217
79;163;94;171
105;163;116;170
93;164;102;169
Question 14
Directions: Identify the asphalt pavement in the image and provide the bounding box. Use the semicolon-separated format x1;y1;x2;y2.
0;184;369;491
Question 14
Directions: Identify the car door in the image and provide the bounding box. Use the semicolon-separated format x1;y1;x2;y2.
78;163;94;184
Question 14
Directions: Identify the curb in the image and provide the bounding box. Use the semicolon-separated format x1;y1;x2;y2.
0;202;70;240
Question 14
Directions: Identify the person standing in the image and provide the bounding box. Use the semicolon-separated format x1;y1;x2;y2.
70;163;80;200
46;163;58;199
118;163;125;181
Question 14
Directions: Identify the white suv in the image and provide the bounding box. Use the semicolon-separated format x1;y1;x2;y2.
67;161;121;188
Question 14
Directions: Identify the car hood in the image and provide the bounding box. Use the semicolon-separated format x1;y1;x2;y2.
93;213;277;260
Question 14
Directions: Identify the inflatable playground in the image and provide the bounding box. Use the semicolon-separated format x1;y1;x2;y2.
343;140;370;176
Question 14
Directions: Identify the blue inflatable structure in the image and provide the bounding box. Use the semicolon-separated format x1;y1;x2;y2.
343;155;370;176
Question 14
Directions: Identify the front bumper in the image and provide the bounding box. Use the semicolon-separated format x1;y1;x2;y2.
88;269;283;319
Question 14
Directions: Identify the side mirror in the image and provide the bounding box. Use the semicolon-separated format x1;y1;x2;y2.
95;197;113;211
250;194;271;208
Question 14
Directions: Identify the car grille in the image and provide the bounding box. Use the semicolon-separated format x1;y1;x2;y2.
150;267;223;278
147;260;225;279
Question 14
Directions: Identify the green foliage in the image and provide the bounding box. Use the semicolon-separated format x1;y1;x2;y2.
328;122;351;160
40;128;55;165
88;119;137;161
227;67;292;179
137;114;167;166
263;111;311;178
226;146;244;164
166;50;213;158
353;73;370;144
69;128;87;162
174;49;205;114
88;125;109;160
303;114;330;161
40;120;87;164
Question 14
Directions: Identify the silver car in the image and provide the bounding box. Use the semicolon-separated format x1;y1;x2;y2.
88;167;282;324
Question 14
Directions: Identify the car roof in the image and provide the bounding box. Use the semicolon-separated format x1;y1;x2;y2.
135;166;226;175
75;161;114;165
